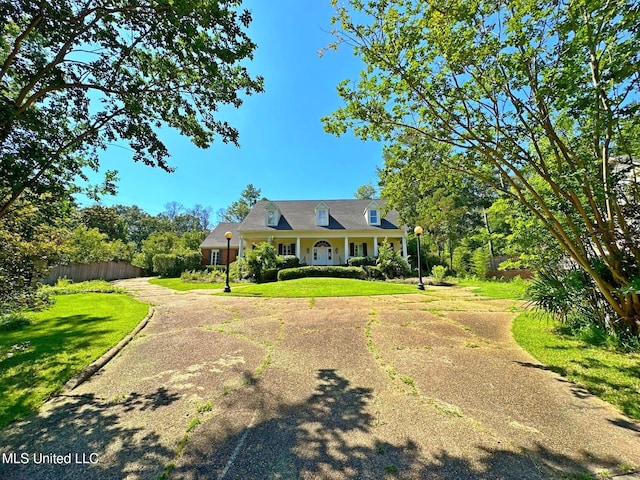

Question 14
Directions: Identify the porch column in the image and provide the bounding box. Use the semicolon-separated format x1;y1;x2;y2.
402;236;407;259
344;236;349;264
296;237;301;259
373;236;378;256
238;236;244;257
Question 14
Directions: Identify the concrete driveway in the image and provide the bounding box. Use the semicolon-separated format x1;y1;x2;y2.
0;278;638;479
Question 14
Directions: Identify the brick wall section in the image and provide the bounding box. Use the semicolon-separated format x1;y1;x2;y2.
201;248;238;266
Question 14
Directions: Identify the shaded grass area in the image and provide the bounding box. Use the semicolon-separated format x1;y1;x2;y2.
512;312;640;420
457;277;529;299
218;277;423;297
0;293;149;429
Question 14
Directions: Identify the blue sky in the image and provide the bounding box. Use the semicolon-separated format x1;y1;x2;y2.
78;0;382;217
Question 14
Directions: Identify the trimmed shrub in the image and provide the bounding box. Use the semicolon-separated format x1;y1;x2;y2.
364;265;385;280
276;255;301;269
262;268;279;283
278;266;366;281
347;256;376;267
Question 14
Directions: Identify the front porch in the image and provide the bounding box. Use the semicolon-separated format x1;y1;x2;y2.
238;234;408;266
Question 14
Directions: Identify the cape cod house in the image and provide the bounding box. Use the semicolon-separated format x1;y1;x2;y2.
200;199;408;266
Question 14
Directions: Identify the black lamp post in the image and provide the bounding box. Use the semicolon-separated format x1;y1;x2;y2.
414;226;425;290
224;231;232;293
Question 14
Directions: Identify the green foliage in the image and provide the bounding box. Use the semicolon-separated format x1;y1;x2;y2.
220;184;266;222
347;256;377;267
0;313;31;332
152;254;181;278
1;3;263;218
363;265;385;280
180;270;224;284
276;255;301;269
63;226;134;263
229;257;251;282
0;199;67;315
354;182;377;199
472;248;490;280
245;242;277;282
525;267;634;343
431;265;448;284
41;278;125;295
452;246;472;277
79;205;127;241
277;266;367;281
324;0;640;333
152;250;201;278
376;239;409;279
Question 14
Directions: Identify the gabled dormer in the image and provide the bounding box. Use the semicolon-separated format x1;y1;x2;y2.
364;200;381;226
264;202;280;227
315;202;330;226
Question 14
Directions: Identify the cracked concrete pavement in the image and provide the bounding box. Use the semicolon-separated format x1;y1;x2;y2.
0;277;638;479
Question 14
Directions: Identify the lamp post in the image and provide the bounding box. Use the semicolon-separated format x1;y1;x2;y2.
414;226;425;290
224;231;233;293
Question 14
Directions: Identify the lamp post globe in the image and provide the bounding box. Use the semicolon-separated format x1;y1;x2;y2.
224;231;233;293
414;226;425;291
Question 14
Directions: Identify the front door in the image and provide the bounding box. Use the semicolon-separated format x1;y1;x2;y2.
313;240;333;265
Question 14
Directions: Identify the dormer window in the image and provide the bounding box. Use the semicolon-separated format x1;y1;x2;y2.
315;202;330;226
364;200;381;226
264;202;280;227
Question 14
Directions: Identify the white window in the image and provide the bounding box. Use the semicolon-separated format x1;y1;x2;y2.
210;250;221;265
317;209;328;226
280;243;293;255
267;210;276;226
369;209;378;224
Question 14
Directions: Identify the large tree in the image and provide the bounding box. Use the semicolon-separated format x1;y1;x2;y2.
220;183;265;222
0;0;263;219
323;0;640;333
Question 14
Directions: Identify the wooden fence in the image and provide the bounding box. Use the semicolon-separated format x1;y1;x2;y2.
42;261;144;285
487;255;533;279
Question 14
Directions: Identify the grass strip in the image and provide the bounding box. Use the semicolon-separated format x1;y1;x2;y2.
456;277;528;299
0;293;149;429
512;312;640;420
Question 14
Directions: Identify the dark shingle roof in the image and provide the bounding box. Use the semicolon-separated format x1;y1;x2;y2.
200;222;241;248
238;199;404;232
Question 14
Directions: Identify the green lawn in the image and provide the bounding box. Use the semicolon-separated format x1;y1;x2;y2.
221;277;423;297
0;293;149;429
513;312;640;420
149;277;231;291
150;276;424;297
456;277;529;299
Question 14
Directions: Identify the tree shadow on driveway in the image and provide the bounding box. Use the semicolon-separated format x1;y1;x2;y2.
0;386;180;480
175;369;619;480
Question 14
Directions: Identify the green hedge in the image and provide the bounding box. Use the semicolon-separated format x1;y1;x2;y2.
153;250;202;277
347;256;377;267
277;266;366;281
